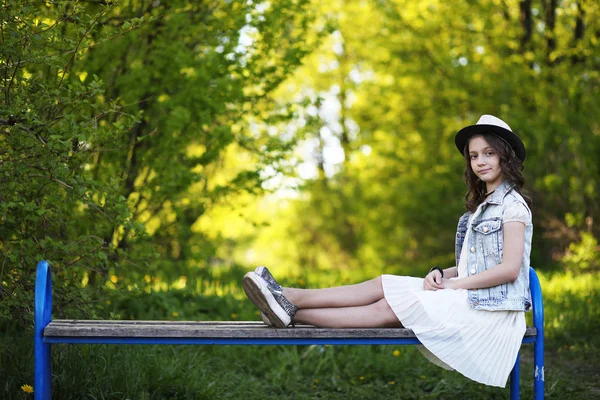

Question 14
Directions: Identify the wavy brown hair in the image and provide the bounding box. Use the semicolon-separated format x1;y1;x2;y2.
462;133;531;212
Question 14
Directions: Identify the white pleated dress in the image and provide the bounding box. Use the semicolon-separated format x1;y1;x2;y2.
382;202;529;387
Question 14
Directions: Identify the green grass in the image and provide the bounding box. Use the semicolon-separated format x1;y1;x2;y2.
2;270;599;399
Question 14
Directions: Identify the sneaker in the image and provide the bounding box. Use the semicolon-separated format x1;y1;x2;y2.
242;272;298;328
254;267;281;326
254;266;282;292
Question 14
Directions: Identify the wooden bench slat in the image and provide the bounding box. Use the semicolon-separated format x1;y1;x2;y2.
49;320;263;326
44;320;536;339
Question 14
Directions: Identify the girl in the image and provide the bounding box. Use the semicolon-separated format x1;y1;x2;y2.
242;114;533;387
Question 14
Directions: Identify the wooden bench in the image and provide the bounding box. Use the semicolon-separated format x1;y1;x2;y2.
34;260;544;399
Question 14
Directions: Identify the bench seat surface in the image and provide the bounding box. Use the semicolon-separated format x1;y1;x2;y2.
44;320;536;339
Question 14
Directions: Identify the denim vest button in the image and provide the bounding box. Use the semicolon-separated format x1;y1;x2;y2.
470;268;476;274
483;227;489;232
470;247;475;253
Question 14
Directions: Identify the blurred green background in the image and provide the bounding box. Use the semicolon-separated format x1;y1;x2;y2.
1;0;598;398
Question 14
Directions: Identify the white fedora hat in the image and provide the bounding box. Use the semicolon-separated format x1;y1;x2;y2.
455;115;526;162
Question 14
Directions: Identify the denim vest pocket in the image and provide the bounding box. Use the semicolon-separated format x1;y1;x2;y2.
472;217;502;258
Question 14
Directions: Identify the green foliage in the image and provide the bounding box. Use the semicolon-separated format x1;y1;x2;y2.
536;270;600;348
0;1;146;323
250;0;600;276
562;232;599;272
0;0;322;324
71;0;325;286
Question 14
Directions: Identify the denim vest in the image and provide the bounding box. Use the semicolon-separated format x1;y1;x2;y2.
455;181;533;311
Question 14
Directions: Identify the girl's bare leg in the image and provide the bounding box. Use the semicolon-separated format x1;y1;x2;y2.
282;276;385;309
294;299;401;328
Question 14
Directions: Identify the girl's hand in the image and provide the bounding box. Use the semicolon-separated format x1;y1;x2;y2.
423;270;443;291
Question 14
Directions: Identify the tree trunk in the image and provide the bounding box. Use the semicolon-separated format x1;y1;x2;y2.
519;0;533;52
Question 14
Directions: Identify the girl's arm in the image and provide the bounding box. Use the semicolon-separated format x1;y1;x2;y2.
442;221;525;290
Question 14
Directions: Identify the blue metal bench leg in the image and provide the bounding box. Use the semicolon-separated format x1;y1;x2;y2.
34;336;51;400
529;267;545;400
534;334;544;399
35;261;52;400
510;351;520;399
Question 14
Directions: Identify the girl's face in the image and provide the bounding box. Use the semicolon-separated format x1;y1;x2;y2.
468;136;503;189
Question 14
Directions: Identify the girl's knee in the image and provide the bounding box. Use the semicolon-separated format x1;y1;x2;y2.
373;298;391;314
373;299;401;327
370;275;384;292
